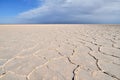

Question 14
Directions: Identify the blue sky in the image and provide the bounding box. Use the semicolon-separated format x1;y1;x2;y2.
0;0;39;16
0;0;120;24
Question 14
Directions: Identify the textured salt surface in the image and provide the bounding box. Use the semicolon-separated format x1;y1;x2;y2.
0;24;120;80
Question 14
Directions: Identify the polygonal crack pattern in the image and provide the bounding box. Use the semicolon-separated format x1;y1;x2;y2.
0;25;120;80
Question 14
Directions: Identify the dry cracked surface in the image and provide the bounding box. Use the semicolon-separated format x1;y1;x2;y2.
0;24;120;80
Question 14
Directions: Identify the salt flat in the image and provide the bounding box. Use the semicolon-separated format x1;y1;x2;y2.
0;24;120;80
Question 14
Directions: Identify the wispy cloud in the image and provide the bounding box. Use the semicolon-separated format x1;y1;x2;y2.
16;0;120;24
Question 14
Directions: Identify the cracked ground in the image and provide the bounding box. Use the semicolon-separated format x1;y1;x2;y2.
0;24;120;80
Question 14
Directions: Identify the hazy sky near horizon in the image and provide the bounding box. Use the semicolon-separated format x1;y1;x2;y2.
0;0;120;24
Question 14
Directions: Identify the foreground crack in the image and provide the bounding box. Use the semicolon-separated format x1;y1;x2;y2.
87;46;102;70
88;52;120;80
72;65;79;80
98;46;120;59
88;52;102;70
67;57;76;65
103;72;120;80
67;55;80;80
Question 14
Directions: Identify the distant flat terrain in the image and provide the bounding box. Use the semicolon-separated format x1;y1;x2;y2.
0;24;120;80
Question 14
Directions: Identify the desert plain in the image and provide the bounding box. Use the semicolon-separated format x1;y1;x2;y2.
0;24;120;80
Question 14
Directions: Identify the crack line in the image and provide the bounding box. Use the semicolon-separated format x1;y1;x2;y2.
98;46;120;59
72;65;80;80
88;51;120;80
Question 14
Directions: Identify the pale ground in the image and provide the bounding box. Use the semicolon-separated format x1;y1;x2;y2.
0;24;120;80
